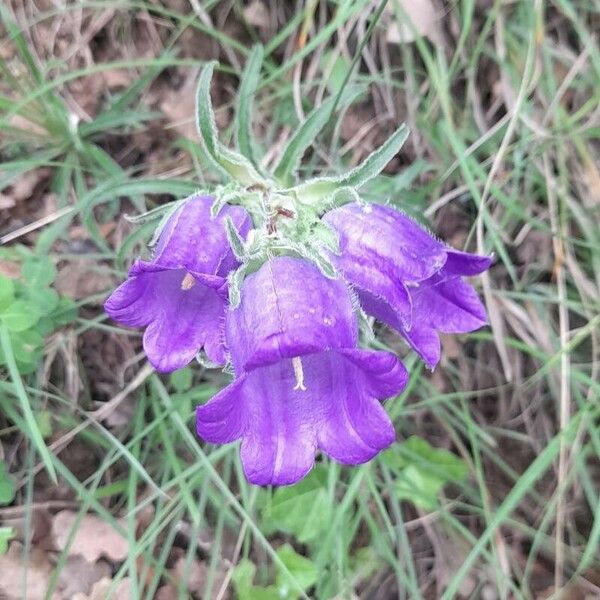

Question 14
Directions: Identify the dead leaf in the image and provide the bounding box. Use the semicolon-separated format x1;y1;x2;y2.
173;556;207;595
0;260;21;278
171;556;228;598
72;576;132;600
386;0;441;45
57;555;111;598
0;542;58;600
52;510;129;563
155;585;179;600
101;69;133;90
0;193;15;210
243;1;269;28
54;260;114;300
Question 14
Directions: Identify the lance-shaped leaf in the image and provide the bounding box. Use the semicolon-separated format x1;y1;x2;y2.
227;262;252;307
195;62;265;186
224;215;248;262
272;85;365;186
124;200;179;224
235;45;264;168
288;123;409;206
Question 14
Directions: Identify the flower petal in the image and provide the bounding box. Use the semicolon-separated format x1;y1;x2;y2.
419;277;488;333
403;277;487;368
401;323;441;369
324;202;447;300
226;257;357;373
196;349;407;485
316;351;400;464
154;194;252;276
239;361;317;486
105;266;227;372
195;378;246;443
338;348;408;399
442;250;494;277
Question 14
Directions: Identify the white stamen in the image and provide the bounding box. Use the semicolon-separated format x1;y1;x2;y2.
181;272;196;290
292;356;307;391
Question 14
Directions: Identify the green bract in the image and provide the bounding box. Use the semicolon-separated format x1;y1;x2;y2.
193;51;409;305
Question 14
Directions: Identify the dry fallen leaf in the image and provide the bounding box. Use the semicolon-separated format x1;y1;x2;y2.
171;556;228;598
0;260;21;278
155;584;179;600
52;510;129;563
54;260;114;300
0;542;58;600
243;0;269;28
72;576;132;600
0;193;16;210
57;555;111;598
386;0;441;45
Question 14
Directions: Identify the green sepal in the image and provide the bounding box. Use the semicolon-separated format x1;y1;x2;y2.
224;216;248;262
288;123;409;206
272;85;366;186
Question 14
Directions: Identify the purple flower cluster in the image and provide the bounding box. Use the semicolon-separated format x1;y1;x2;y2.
106;194;491;486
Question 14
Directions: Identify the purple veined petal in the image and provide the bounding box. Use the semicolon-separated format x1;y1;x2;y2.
196;349;407;486
323;203;447;327
421;277;488;333
225;257;357;373
442;250;494;277
324;203;448;281
105;263;227;372
401;323;442;370
153;194;252;276
314;350;403;464
128;259;227;292
338;347;408;399
195;378;246;444
403;277;488;368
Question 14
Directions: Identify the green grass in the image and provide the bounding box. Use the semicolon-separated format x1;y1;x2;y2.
1;1;599;598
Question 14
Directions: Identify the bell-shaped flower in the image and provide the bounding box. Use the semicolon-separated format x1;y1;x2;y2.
196;257;408;486
323;203;492;369
105;194;252;372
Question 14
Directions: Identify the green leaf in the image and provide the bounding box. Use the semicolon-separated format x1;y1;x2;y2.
0;326;57;483
235;44;264;167
10;329;43;364
232;560;280;600
27;287;59;315
50;297;77;327
272;85;365;186
170;368;193;393
322;50;352;97
275;544;318;596
22;257;56;287
195;62;265;186
0;527;15;554
290;123;410;206
403;436;468;482
0;462;15;506
263;467;332;544
383;436;468;510
394;464;444;510
0;276;15;311
0;300;40;332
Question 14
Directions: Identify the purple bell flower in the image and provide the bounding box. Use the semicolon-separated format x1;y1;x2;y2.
105;195;252;372
196;257;408;486
323;203;492;369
